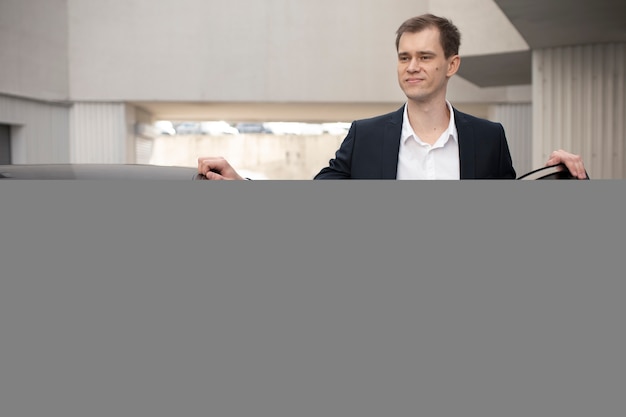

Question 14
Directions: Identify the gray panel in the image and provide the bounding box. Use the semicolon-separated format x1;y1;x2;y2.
495;0;626;48
457;51;532;87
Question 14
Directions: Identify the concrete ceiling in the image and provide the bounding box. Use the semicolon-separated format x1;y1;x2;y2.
132;102;407;123
457;0;626;87
495;0;626;49
134;101;492;123
457;50;532;87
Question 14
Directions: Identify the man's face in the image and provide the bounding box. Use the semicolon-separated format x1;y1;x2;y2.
396;27;459;103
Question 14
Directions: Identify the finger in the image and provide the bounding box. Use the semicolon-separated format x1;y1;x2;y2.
567;157;584;179
203;170;225;180
197;157;213;171
545;150;562;166
564;160;585;179
564;162;579;178
198;161;211;175
199;158;225;176
574;164;587;179
574;159;587;179
545;156;560;167
198;158;212;173
198;157;225;172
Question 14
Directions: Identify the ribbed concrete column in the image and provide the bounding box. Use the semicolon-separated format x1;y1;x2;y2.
533;44;626;179
491;103;532;176
69;102;132;163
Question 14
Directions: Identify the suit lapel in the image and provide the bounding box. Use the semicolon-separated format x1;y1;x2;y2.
454;109;476;179
382;107;404;179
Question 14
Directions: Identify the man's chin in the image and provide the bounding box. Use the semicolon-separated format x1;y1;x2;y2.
402;91;428;102
401;84;426;97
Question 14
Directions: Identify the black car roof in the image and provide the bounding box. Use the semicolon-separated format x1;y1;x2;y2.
0;164;200;180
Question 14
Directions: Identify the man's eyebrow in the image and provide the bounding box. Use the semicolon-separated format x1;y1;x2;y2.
398;50;436;56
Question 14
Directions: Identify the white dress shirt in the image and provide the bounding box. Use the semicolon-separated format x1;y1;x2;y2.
396;101;460;180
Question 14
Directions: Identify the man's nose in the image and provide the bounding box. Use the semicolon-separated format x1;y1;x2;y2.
407;58;421;72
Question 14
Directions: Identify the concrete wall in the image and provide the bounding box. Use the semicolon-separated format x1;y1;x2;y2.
0;0;71;163
150;134;345;179
0;0;69;101
0;94;70;163
0;0;528;104
67;0;425;103
65;0;525;104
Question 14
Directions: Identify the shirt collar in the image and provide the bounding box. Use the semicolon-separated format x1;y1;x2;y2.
401;101;458;146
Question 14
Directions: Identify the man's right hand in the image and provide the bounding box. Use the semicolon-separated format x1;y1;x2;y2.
197;157;245;180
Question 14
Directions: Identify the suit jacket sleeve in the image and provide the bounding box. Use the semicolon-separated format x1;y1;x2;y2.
455;110;517;179
467;121;516;179
496;123;516;179
313;123;356;179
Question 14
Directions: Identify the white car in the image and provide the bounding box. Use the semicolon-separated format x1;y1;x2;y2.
262;122;324;135
154;120;176;135
322;122;351;135
200;121;239;135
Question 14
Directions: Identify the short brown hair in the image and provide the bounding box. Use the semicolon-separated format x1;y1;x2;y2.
395;14;461;58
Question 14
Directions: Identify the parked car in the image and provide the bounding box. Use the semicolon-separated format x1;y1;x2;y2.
322;122;351;135
0;164;205;180
0;163;587;180
154;120;176;135
262;122;324;135
236;122;272;134
174;122;203;135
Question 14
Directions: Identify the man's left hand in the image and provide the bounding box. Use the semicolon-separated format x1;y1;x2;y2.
546;149;588;179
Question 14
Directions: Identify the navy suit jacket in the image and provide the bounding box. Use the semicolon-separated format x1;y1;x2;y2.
314;106;516;179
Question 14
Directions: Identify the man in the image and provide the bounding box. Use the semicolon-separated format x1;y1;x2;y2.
198;14;587;180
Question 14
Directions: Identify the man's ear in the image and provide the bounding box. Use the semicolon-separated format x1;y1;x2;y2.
447;55;460;78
